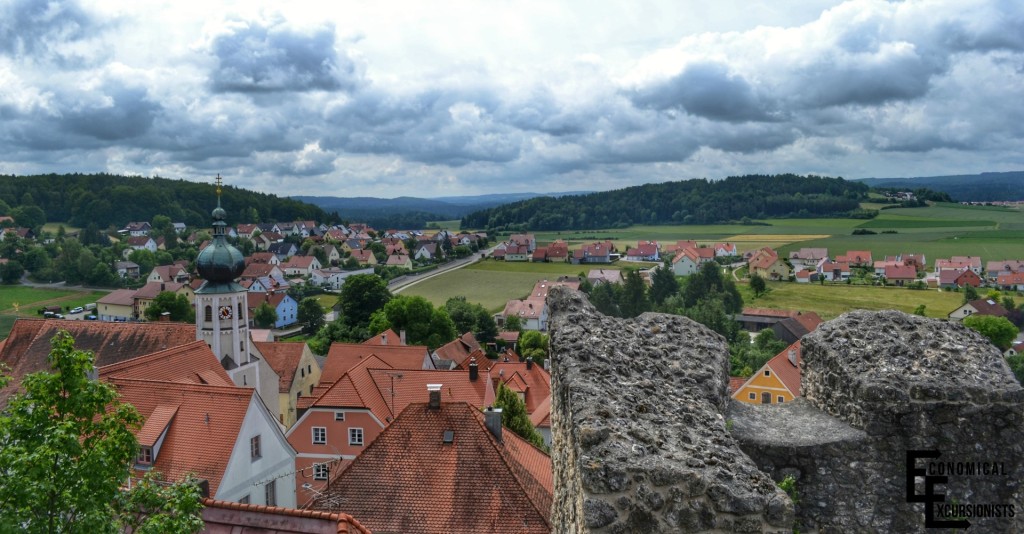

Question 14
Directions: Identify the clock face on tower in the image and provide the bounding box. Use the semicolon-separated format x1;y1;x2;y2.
219;305;233;320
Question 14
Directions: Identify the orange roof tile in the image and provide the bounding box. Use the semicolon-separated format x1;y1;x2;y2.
765;341;802;396
137;404;179;447
111;378;255;496
363;328;401;346
98;340;231;385
487;362;551;415
309;402;551;533
255;342;308;393
200;498;370;534
320;343;427;386
0;319;198;405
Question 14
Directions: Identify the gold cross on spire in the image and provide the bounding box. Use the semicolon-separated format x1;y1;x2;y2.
215;173;223;197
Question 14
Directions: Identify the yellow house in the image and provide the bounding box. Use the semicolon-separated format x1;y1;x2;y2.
253;341;322;429
132;281;195;320
733;341;801;405
748;247;792;281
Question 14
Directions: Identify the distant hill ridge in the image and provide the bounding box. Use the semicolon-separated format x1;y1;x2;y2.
856;171;1024;201
460;174;870;231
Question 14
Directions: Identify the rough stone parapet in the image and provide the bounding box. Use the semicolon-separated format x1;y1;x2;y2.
547;287;794;533
735;310;1024;532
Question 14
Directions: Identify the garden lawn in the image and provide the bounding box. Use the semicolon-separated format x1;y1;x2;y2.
740;281;965;321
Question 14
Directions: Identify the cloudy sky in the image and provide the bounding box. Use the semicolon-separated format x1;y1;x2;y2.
1;0;1021;197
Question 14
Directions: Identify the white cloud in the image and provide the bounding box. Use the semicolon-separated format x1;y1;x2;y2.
0;0;1020;196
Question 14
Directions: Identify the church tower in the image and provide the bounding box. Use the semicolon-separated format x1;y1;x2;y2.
195;175;250;370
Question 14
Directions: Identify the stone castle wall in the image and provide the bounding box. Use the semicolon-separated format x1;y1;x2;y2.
548;289;1024;533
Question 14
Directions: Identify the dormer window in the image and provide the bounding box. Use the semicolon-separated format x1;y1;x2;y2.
137;446;153;466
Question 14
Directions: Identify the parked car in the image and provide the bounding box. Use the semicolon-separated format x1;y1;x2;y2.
53;314;64;319
70;306;84;314
85;314;98;321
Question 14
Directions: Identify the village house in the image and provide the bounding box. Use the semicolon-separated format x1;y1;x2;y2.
571;241;614;264
504;244;531;262
987;260;1024;278
714;242;738;257
625;241;660;262
386;254;413;270
247;292;298;328
123;235;158;257
672;246;716;276
309;267;374;290
997;272;1024;291
253;342;322;428
96;288;137;321
133;281;194;320
349;249;377;265
587;269;623;285
114;261;141;279
147;264;190;284
835;250;872;268
948;298;1010;320
733;341;802;405
280;255;322;277
509;233;537;252
121;221;151;236
748;247;791;280
818;261;851;282
306;398;552;534
884;264;918;286
938;268;982;289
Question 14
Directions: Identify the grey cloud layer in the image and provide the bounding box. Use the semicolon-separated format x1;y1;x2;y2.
0;0;1021;195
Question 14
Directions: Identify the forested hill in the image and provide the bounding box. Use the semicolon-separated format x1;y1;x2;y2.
461;174;869;231
857;171;1024;202
0;174;329;229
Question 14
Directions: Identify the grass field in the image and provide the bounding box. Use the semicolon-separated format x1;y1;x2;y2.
0;286;110;339
399;269;546;312
740;282;966;320
426;220;462;231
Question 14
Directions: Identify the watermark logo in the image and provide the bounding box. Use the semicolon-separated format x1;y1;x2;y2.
906;450;1015;529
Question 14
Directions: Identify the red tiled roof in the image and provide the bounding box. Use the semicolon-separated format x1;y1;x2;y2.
255;342;308;393
111;378;256;496
320;343;428;386
309;402;551;534
729;376;747;394
487;361;551;415
765;341;802;397
201;498;370;534
363;328;401;346
0;319;197;405
134;281;185;299
885;264;918;280
432;333;480;368
529;394;551;428
98;340;231;386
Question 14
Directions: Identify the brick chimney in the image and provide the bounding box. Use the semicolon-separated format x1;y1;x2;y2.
159;311;171;323
484;407;503;441
469;358;478;381
427;383;442;409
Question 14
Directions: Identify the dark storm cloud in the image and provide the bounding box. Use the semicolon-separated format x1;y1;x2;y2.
629;62;775;122
209;22;359;93
0;0;99;64
62;86;160;141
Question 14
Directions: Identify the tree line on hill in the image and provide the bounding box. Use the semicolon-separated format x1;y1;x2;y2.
461;174;870;231
0;174;330;230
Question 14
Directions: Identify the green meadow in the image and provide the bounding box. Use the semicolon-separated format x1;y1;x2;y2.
0;286;110;339
418;201;1023;319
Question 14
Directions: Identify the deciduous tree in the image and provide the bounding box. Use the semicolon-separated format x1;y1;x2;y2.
963;315;1019;350
0;331;204;533
493;383;546;451
297;297;326;335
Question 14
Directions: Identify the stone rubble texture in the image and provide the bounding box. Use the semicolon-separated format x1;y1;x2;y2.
549;290;1024;533
547;287;794;533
